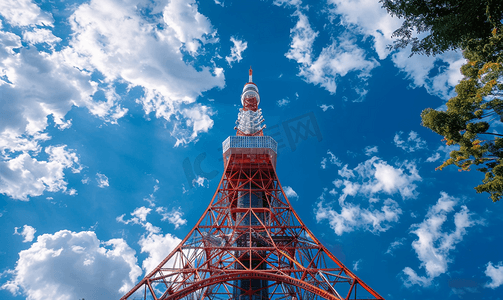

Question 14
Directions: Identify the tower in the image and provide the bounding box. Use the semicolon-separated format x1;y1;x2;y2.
121;68;384;300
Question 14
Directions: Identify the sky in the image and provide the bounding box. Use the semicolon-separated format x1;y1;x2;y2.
1;0;503;299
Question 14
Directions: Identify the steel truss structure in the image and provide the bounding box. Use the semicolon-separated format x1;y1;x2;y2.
121;151;384;300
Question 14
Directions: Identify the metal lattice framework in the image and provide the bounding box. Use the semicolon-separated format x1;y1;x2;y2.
121;151;384;300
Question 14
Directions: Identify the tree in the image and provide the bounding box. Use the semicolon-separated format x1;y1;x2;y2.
380;0;503;201
421;29;503;201
379;0;503;55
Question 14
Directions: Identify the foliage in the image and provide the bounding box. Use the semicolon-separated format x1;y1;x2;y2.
421;28;503;201
380;0;503;55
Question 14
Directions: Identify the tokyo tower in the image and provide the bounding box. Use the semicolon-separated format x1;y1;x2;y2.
121;68;384;300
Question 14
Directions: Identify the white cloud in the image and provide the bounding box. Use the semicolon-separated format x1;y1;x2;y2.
353;259;362;271
0;0;54;27
157;207;187;229
139;232;181;274
316;156;421;235
427;145;459;164
0;145;81;201
285;10;379;98
338;165;355;179
394;131;427;152
327;0;399;60
321;149;342;169
273;0;302;7
285;10;317;68
285;9;379;99
96;173;109;188
174;105;215;146
192;175;208;187
385;237;406;255
225;37;247;66
277;98;290;107
0;132;49;157
319;104;334;112
22;28;61;46
0;0;226;200
0;34;98;136
162;0;216;54
364;146;378;156
132;207;151;223
327;0;464;100
320;157;328;169
14;225;36;243
392;50;465;100
67;0;224;145
283;186;299;200
485;261;503;289
402;192;484;287
337;156;421;202
316;198;402;235
1;230;141;299
117;206;161;234
426;153;441;163
327;150;342;166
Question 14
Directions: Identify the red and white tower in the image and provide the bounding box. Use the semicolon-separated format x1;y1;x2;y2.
121;68;384;300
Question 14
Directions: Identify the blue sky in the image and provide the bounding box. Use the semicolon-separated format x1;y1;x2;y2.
1;0;503;299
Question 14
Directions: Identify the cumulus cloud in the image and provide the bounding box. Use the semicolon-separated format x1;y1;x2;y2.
485;261;503;289
0;145;81;200
394;131;427;152
327;0;464;100
385;237;406;256
364;146;378;156
316;156;421;235
225;37;247;66
273;0;302;7
1;0;227;200
67;0;224;145
96;173;109;188
426;145;459;164
426;153;441;163
391;50;465;100
316;197;401;236
157;207;188;229
117;206;161;234
285;10;378;98
402;193;484;287
353;259;362;271
1;230;141;299
192;175;208;187
321;150;342;169
14;225;36;243
338;156;421;201
283;186;299;200
116;203;182;274
139;232;181;274
0;0;54;27
22;28;61;46
319;104;334;112
277;98;290;107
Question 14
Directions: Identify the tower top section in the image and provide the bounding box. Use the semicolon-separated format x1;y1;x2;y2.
241;67;260;107
235;67;265;136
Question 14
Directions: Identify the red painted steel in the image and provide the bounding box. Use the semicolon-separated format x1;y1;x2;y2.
120;151;384;300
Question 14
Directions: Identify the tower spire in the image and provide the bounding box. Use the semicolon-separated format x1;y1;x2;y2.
249;66;253;82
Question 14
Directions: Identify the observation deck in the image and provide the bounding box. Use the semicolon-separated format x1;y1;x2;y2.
222;136;277;167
